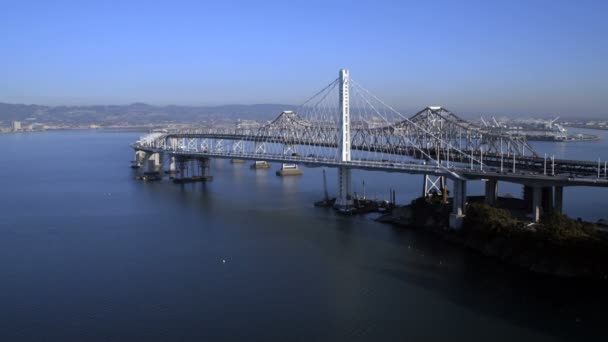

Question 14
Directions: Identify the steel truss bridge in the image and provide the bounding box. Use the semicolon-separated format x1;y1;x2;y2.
132;69;608;227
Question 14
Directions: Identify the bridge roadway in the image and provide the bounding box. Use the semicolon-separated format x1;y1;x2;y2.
133;141;608;189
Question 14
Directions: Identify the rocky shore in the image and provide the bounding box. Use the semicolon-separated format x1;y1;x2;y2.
377;197;608;279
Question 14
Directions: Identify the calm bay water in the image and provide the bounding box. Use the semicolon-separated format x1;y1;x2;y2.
0;129;607;341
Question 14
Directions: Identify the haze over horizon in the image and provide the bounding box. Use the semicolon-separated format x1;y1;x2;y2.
1;0;606;117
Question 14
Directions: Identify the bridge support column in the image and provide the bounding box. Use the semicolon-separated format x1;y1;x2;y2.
250;161;270;169
484;178;498;205
197;158;212;181
176;157;187;180
157;152;164;171
336;167;353;209
133;150;147;168
523;185;533;211
171;157;213;183
449;179;467;230
145;154;155;172
147;152;162;172
338;68;351;162
169;156;176;173
276;163;302;176
531;186;542;222
335;69;352;210
554;186;563;214
542;186;553;213
277;143;302;176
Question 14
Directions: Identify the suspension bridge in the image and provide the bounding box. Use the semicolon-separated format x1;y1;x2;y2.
131;69;608;228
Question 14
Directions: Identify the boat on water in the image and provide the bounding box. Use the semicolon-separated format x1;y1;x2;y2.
172;175;214;184
136;171;162;181
314;175;396;214
336;206;357;215
314;197;336;207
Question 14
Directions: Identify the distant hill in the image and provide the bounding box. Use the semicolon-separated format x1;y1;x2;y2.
0;102;296;126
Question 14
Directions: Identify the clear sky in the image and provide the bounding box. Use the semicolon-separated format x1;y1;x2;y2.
1;0;606;116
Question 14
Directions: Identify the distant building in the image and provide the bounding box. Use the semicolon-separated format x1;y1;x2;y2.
30;123;45;131
12;121;21;131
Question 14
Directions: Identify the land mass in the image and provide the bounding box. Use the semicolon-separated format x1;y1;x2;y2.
0;102;295;131
378;196;608;279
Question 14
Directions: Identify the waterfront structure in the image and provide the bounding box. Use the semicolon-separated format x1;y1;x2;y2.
12;121;21;132
131;69;608;228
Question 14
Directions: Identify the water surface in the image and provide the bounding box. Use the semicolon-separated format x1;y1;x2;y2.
0;130;606;341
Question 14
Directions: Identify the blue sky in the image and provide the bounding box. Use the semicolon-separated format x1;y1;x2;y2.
1;0;606;116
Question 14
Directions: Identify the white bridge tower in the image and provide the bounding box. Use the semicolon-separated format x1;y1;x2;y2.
337;68;353;208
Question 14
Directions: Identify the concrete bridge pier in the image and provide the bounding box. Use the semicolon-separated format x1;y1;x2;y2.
169;156;176;173
449;179;467;230
145;152;162;172
554;186;563;214
156;152;164;172
197;158;212;180
276;163;303;176
171;157;212;182
176;157;187;180
133;150;148;168
336;166;353;209
523;185;544;222
251;160;270;169
523;185;533;212
542;186;554;213
525;185;556;222
277;143;302;176
531;186;542;222
145;155;155;173
484;178;498;205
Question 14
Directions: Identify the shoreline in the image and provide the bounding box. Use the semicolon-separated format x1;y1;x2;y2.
377;196;608;280
0;126;159;135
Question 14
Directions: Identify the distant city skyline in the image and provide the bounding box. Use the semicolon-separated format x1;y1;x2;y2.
1;0;606;117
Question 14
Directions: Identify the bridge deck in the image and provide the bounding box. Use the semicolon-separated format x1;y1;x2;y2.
133;144;608;188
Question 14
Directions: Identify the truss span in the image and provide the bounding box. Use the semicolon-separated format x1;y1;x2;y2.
132;70;608;187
